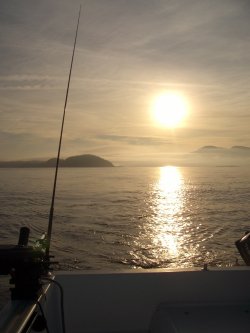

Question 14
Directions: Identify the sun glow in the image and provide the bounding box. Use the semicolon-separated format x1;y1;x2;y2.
152;92;188;128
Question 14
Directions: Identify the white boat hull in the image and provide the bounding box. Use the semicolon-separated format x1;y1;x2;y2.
1;267;250;332
42;267;250;333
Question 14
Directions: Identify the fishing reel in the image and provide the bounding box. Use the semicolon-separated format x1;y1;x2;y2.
0;227;52;300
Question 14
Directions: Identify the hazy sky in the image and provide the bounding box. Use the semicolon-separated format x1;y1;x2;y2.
1;0;250;165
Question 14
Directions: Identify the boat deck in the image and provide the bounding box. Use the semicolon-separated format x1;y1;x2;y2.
45;267;250;333
1;267;250;333
151;302;250;332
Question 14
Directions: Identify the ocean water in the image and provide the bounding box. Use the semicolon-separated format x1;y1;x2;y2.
0;166;249;272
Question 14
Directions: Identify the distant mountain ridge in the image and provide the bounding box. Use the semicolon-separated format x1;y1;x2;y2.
193;145;250;155
1;146;250;168
0;154;114;168
188;145;250;166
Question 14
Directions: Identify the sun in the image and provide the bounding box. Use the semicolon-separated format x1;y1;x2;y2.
152;92;188;128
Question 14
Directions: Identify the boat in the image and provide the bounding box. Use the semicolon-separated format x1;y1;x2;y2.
0;228;250;333
1;6;250;333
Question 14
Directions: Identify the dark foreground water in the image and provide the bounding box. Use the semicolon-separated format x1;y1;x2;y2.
0;165;250;308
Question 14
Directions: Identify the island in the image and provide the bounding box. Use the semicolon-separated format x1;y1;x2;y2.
0;154;114;168
193;145;250;156
186;145;250;166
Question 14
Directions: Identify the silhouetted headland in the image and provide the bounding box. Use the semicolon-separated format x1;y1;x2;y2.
0;154;114;168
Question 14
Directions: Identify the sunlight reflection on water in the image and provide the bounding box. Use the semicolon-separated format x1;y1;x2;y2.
153;166;184;257
140;166;200;268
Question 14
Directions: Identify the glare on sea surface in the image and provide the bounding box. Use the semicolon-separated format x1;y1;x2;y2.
130;166;201;268
143;166;199;268
154;166;184;256
152;91;188;128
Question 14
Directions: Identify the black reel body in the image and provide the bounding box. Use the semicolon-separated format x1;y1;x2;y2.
0;227;51;300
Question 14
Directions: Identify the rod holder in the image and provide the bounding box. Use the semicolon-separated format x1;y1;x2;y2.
18;227;30;247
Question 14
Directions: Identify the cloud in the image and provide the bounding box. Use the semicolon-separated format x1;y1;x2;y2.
97;134;172;146
0;75;65;90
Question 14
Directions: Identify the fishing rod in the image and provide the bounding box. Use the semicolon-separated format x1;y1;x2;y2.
46;5;82;258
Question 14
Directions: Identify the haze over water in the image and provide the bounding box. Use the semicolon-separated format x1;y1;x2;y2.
1;1;250;163
0;166;249;270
